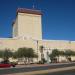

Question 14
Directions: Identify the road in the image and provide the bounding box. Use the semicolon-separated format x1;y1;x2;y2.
40;69;75;75
0;62;75;75
51;69;75;75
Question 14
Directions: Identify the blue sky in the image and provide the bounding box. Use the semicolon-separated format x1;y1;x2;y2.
0;0;75;41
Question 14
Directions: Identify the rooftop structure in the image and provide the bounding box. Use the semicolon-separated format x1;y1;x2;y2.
17;8;42;15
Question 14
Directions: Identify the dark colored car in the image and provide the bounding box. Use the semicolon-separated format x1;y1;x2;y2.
0;60;16;68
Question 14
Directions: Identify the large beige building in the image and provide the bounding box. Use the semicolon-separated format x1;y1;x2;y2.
13;8;42;40
0;8;75;62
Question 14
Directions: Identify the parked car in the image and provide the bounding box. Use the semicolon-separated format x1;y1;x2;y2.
0;60;16;68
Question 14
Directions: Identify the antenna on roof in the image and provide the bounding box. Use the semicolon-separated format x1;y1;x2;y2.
32;0;36;9
32;4;35;9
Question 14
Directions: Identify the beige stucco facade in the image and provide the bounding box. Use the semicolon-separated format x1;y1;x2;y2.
0;38;75;62
0;8;75;62
13;9;42;40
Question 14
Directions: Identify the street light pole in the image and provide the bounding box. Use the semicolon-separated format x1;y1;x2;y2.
36;40;38;62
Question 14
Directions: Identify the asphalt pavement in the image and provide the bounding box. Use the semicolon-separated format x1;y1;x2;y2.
39;69;75;75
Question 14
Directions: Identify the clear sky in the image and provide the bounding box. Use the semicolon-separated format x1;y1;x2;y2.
0;0;75;41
